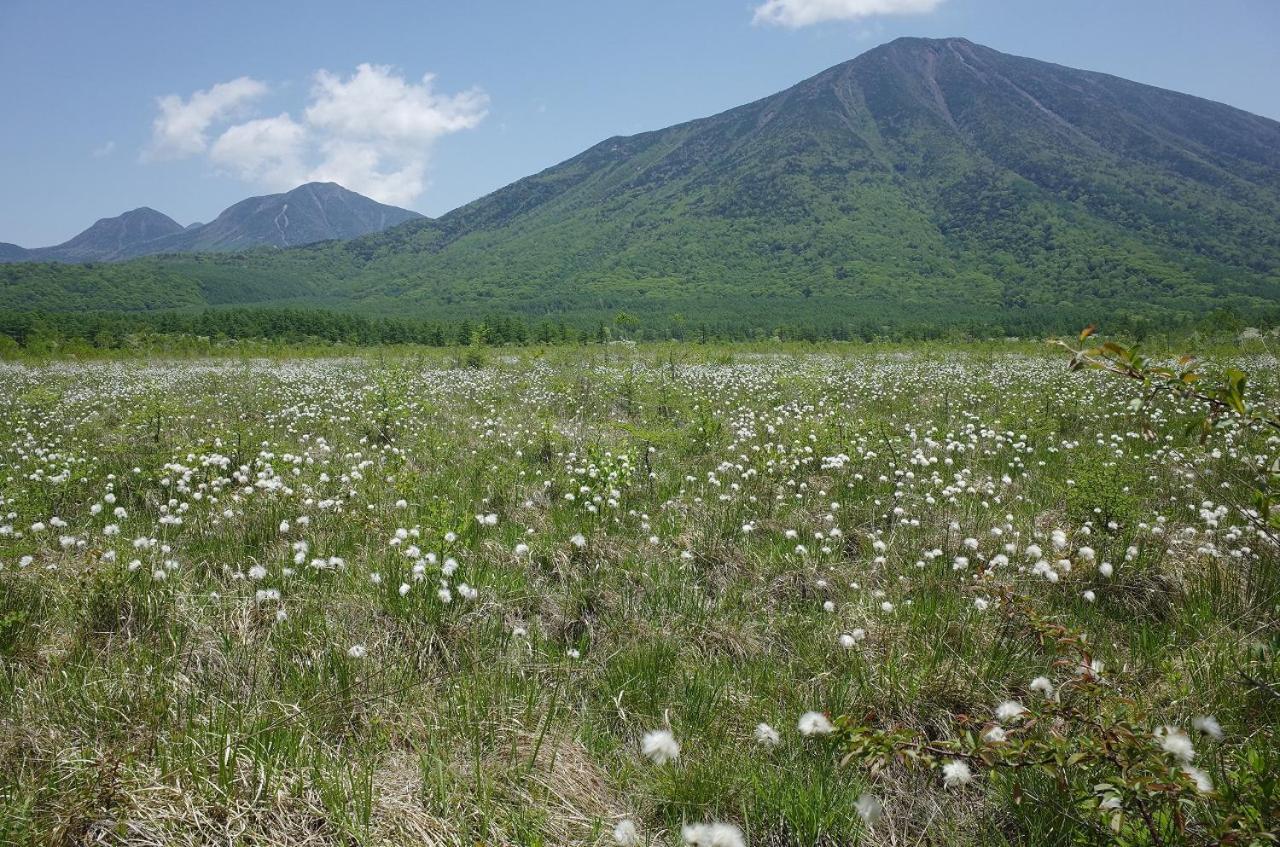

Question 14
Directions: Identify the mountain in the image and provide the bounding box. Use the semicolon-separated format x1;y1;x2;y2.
140;182;424;255
0;183;423;263
4;38;1279;333
2;208;184;263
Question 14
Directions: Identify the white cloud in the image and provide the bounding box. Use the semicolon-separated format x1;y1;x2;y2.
146;76;267;159
143;65;487;206
306;139;427;207
302;63;488;204
91;141;116;158
752;0;944;27
306;64;488;147
209;113;307;188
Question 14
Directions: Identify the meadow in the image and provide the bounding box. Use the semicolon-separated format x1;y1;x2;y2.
0;342;1276;846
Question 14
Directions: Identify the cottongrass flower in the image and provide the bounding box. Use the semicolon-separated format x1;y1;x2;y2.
569;533;587;548
754;722;780;746
1156;726;1194;762
1029;676;1054;697
641;729;681;764
613;819;642;847
1193;715;1224;740
798;711;835;736
346;644;367;659
995;701;1026;722
1082;590;1097;603
941;759;973;788
855;793;883;825
1182;765;1213;793
839;628;866;648
681;822;744;847
1099;561;1114;577
982;725;1006;743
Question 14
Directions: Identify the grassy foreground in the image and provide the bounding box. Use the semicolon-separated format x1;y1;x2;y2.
1;343;1277;845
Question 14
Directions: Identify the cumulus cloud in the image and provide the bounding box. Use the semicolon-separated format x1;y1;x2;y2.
144;64;487;206
302;63;488;204
146;76;267;159
752;0;944;27
209;113;307;188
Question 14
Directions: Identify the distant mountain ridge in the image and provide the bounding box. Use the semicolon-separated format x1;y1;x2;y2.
0;183;423;263
2;38;1279;333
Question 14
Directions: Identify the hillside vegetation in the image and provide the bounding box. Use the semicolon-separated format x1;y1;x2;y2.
3;38;1279;334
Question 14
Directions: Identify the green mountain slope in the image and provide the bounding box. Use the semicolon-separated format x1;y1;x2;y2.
4;37;1279;332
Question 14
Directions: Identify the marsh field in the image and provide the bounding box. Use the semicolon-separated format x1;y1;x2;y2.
1;342;1277;846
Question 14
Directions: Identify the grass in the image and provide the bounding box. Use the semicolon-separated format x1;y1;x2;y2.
0;342;1277;845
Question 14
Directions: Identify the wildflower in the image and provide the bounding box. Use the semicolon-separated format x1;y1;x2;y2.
754;722;780;746
941;759;972;788
1192;715;1224;740
347;644;367;659
854;792;883;825
1029;676;1054;697
613;819;642;847
1078;546;1096;561
641;729;681;764
437;587;452;604
1182;765;1213;793
995;701;1026;722
1099;561;1114;577
982;725;1006;743
514;543;529;556
838;629;865;648
974;597;989;611
399;582;411;596
681;822;745;847
879;601;894;613
248;564;267;581
798;711;834;736
278;520;290;533
567;648;581;659
569;533;587;548
1156;726;1194;761
1082;590;1097;603
458;583;478;600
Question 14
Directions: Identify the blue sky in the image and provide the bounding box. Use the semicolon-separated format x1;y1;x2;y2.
1;0;1277;245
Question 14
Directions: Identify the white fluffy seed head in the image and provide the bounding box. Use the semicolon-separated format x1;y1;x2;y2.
754;722;780;746
681;822;744;847
640;729;681;764
798;711;834;736
613;818;642;847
